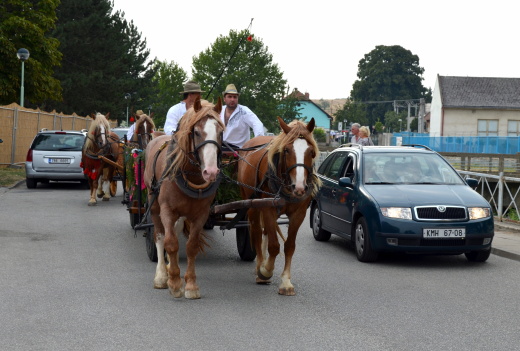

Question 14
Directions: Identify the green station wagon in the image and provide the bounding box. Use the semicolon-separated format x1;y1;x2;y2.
310;144;494;262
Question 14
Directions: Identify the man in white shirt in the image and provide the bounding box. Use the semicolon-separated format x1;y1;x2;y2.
350;123;361;144
220;84;264;148
163;81;204;135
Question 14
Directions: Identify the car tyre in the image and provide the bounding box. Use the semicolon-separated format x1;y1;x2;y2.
465;247;491;262
26;178;37;189
311;204;331;241
354;217;378;262
81;180;90;189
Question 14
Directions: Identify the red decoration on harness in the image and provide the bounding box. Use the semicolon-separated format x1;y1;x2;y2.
247;35;253;42
130;117;135;123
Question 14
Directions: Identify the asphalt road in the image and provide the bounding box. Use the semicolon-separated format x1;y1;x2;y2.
1;182;519;351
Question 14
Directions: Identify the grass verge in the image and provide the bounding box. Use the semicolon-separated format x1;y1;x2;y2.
0;166;26;188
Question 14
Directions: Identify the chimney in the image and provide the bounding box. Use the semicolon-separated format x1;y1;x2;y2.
305;92;309;100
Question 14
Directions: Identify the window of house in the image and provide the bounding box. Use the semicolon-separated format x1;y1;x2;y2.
477;119;498;136
507;120;520;136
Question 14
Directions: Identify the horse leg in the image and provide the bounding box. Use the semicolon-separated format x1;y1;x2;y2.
259;209;280;283
151;201;168;289
161;210;183;298
278;209;307;296
184;217;206;299
88;175;98;206
101;167;111;201
248;209;269;283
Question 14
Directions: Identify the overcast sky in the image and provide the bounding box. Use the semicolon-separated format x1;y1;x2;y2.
111;0;518;100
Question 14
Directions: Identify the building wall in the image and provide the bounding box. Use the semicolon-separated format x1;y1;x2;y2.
298;102;331;130
430;78;443;135
442;109;520;136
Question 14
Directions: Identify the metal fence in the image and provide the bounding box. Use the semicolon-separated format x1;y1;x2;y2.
0;104;117;166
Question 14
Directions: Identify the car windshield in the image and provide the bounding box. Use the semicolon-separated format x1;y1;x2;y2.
112;129;128;139
363;152;465;185
33;133;85;151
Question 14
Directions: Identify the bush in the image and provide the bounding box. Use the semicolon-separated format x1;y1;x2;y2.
313;128;326;142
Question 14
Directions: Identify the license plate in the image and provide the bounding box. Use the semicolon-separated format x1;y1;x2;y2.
49;158;71;164
423;228;465;238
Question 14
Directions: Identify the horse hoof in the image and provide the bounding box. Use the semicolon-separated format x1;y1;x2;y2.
97;193;104;199
88;202;97;206
257;267;273;281
185;289;201;299
278;287;296;296
256;277;271;284
153;281;168;289
102;197;110;201
169;288;184;298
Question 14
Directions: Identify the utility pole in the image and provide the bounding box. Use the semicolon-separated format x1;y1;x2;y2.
418;98;425;133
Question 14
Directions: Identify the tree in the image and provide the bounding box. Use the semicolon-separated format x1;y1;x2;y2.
45;0;155;120
334;100;368;129
0;0;62;105
150;60;188;128
383;110;407;133
350;45;431;126
192;30;287;133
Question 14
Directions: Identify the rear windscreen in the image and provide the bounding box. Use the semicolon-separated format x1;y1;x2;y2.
32;134;85;151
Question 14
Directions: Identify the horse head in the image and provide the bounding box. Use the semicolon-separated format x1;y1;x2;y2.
85;112;111;152
268;117;319;199
132;113;155;148
170;97;224;183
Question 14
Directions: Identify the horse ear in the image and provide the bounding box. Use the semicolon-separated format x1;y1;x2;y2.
214;97;222;114
306;118;315;133
193;96;202;112
278;116;291;134
150;112;155;118
106;112;110;119
90;113;96;120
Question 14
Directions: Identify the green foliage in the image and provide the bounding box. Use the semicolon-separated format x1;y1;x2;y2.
384;110;407;133
313;128;326;142
0;0;62;105
410;117;418;132
44;0;156;120
192;29;287;133
334;100;368;129
374;120;384;133
125;148;147;202
350;45;431;127
151;60;188;129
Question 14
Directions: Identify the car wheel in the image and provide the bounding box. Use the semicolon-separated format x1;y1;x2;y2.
465;247;491;262
311;204;331;241
26;178;37;189
81;180;90;189
354;217;378;262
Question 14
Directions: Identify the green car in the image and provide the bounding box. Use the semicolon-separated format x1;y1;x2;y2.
310;144;494;262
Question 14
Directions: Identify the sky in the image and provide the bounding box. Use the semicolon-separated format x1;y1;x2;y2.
111;0;519;100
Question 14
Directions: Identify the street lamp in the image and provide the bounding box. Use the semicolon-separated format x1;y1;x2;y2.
148;105;152;115
398;118;402;132
17;48;30;107
124;93;131;125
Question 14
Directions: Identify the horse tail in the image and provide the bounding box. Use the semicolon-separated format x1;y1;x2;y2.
259;212;286;243
179;218;211;253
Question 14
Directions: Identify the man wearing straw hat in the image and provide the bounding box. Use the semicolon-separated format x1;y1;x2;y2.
164;80;204;135
220;83;264;149
126;109;144;142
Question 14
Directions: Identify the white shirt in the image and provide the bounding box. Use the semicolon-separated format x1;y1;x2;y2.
126;123;135;141
351;135;360;144
164;102;187;135
220;104;264;148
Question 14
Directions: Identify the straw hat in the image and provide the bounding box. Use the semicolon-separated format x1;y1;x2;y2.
223;84;240;96
135;110;144;116
180;81;204;94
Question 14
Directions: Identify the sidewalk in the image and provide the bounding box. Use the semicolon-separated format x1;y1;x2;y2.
492;220;520;262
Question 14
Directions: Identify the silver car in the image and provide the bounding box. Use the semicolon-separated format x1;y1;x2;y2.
25;130;88;188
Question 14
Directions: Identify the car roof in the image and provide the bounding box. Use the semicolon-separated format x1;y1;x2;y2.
333;144;436;155
37;130;85;135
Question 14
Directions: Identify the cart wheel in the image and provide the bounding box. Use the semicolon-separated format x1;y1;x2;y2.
129;212;142;229
145;212;158;262
236;226;256;261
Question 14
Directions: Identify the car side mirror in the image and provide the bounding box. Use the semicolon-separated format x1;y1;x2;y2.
338;177;353;189
465;177;478;189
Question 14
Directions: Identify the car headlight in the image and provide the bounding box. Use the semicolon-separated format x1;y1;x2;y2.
468;207;490;220
381;207;412;220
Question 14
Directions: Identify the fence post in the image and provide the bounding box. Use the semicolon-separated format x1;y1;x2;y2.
498;172;504;221
11;106;18;165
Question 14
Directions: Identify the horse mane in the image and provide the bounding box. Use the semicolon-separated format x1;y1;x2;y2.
166;100;224;179
267;119;321;196
132;114;155;142
84;113;111;151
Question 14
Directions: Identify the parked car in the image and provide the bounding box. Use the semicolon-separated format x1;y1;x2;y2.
112;127;130;140
25;130;88;188
310;144;494;262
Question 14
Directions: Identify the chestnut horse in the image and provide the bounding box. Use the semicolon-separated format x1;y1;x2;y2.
144;97;224;299
82;113;123;206
237;117;320;295
129;113;156;149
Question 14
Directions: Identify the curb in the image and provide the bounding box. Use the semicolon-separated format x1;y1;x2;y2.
492;247;520;262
